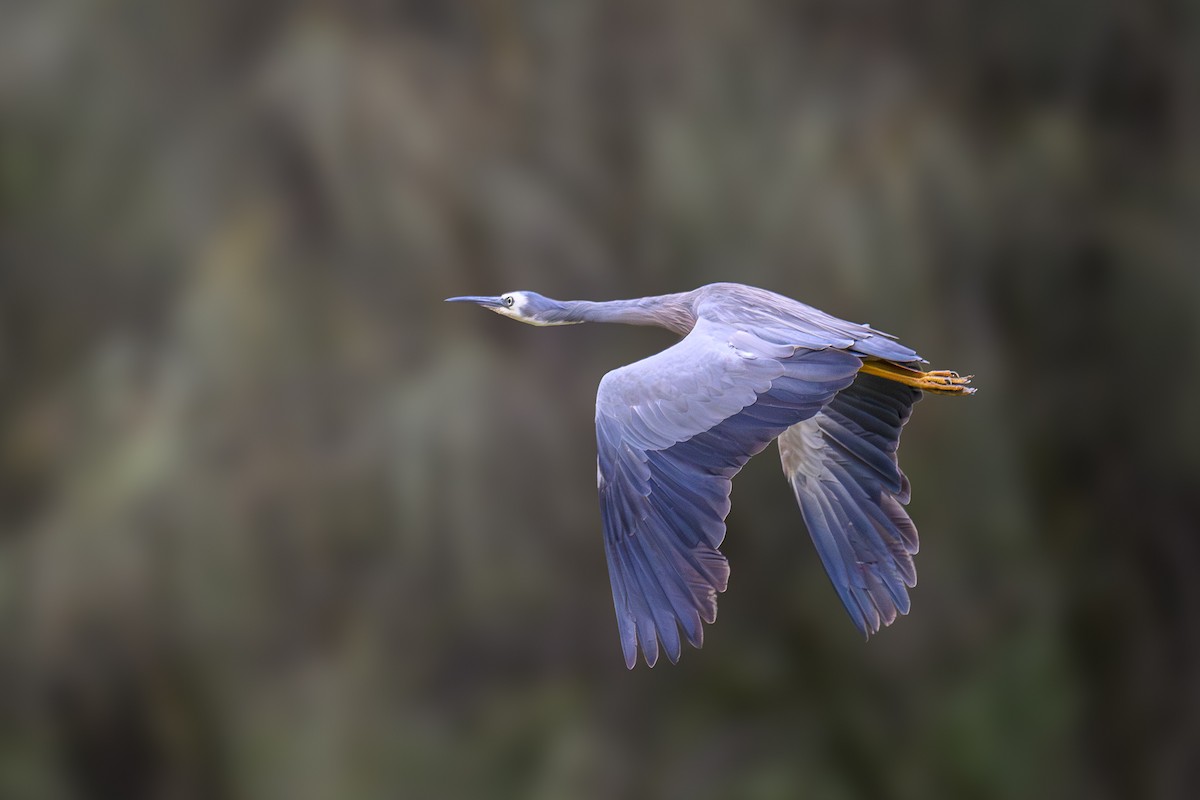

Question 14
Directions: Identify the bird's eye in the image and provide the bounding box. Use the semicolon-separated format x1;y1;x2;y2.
504;296;515;307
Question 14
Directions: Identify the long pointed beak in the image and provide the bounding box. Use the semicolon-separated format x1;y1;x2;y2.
445;295;504;308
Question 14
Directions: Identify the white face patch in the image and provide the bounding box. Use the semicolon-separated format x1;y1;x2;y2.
488;291;581;326
487;291;530;321
508;291;530;317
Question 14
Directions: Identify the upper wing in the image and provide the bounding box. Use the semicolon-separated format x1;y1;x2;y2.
778;373;923;636
693;283;925;365
596;318;862;667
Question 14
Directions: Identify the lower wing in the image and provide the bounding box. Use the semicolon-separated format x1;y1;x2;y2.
778;373;923;635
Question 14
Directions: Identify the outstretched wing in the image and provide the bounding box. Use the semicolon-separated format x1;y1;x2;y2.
778;373;923;636
596;318;862;668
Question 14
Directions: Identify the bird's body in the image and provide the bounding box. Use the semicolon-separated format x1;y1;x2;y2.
447;283;973;668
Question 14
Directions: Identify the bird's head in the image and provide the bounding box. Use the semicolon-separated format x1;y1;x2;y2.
445;291;580;326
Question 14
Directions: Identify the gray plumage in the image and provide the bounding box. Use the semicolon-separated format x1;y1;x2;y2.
447;283;973;668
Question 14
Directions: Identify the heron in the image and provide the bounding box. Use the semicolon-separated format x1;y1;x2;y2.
447;283;973;668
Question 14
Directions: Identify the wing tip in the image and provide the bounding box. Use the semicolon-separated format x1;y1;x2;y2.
850;590;914;641
622;618;709;668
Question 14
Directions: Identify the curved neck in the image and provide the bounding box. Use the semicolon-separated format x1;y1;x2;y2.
552;293;697;335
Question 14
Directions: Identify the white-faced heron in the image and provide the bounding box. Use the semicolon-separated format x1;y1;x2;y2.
447;283;974;668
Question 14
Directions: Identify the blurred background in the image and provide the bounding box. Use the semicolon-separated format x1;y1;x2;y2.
2;1;1199;798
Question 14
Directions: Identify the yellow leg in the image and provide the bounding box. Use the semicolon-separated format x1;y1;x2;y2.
859;360;976;396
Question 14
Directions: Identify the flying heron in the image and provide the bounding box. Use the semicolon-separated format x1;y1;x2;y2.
447;283;973;668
